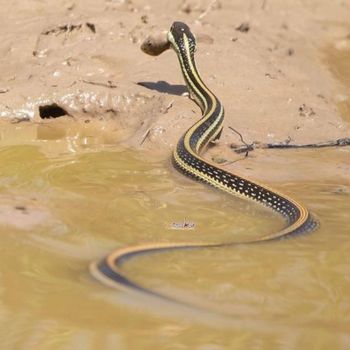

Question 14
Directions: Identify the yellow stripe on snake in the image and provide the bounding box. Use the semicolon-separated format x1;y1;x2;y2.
90;22;318;306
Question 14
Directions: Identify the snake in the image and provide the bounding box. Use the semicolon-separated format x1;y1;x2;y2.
89;22;318;306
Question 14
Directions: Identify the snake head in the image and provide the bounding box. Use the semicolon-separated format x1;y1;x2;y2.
168;22;197;56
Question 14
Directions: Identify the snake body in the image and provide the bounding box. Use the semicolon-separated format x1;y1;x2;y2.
90;22;317;304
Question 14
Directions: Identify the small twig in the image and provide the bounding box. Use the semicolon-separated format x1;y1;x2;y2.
10;116;30;124
220;156;250;167
81;79;117;89
231;137;350;154
162;100;174;114
140;128;151;145
267;138;350;148
198;0;221;20
228;126;254;157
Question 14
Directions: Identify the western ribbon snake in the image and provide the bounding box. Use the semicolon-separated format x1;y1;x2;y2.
90;22;318;307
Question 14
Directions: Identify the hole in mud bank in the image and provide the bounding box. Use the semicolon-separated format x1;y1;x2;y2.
39;104;68;119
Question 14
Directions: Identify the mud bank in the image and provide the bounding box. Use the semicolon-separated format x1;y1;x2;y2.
0;0;349;171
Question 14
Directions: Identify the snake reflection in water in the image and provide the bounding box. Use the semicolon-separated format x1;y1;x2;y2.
90;22;318;307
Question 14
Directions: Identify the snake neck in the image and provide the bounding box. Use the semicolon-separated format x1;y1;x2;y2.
173;40;224;155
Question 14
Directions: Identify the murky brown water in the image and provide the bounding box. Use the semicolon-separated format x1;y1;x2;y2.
0;51;349;349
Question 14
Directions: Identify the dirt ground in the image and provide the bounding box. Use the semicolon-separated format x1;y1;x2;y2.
0;0;349;183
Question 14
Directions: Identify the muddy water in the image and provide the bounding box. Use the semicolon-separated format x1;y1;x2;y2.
0;61;350;350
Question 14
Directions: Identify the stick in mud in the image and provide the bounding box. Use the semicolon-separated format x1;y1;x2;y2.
229;128;350;154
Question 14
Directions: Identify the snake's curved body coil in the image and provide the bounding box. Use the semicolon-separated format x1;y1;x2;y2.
90;22;317;305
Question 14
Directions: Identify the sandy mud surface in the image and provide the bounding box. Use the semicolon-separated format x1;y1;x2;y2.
0;0;349;182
